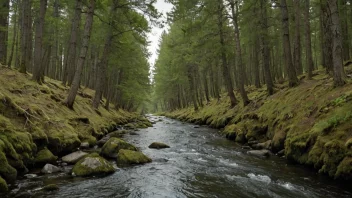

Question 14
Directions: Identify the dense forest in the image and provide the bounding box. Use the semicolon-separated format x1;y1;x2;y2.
0;0;157;112
2;0;352;196
153;0;351;111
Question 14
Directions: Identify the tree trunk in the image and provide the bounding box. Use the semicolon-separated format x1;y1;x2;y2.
321;0;334;74
260;0;274;95
328;0;345;86
293;0;302;75
304;0;314;79
8;2;18;67
32;0;47;83
0;0;9;65
203;69;210;103
280;0;298;87
217;0;237;107
92;1;119;109
65;0;95;108
62;0;82;85
231;0;249;106
340;0;350;61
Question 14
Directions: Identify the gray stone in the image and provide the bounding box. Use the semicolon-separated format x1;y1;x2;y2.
277;149;285;157
41;164;61;174
80;142;90;149
247;150;271;158
62;151;89;164
248;140;259;146
97;136;111;147
24;174;37;179
242;146;252;150
148;142;170;149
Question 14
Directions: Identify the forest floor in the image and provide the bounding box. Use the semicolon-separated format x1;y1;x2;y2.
0;66;150;190
163;65;352;180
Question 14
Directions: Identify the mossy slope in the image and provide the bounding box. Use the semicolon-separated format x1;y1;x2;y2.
164;68;352;180
0;67;146;189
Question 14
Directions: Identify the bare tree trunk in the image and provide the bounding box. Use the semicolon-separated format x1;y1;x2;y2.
253;41;261;88
62;0;82;85
187;64;198;111
293;0;302;75
260;0;274;95
92;1;119;109
217;0;238;107
0;0;9;65
19;0;32;73
340;0;350;61
203;68;210;103
32;0;47;83
321;0;334;74
304;0;314;79
328;0;345;86
280;0;298;87
8;2;18;67
65;0;95;108
231;0;249;106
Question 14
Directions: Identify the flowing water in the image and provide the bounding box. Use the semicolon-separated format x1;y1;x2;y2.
6;115;352;198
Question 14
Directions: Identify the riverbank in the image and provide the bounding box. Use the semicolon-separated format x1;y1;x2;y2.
0;67;151;192
162;68;352;180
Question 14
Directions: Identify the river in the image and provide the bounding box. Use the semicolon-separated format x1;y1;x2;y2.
7;115;352;198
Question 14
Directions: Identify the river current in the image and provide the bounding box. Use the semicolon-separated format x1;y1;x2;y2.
8;115;352;198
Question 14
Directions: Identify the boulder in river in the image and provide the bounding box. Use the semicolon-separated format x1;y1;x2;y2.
117;149;152;166
100;137;137;159
34;148;58;166
72;153;115;177
252;140;272;150
148;142;170;149
80;142;90;149
62;151;89;164
247;150;271;158
41;164;61;174
97;136;111;147
276;149;285;157
42;184;59;191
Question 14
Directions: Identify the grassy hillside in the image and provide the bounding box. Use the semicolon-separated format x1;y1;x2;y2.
0;67;147;189
164;67;352;180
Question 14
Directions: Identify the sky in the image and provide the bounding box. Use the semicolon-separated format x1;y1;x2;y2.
147;0;173;67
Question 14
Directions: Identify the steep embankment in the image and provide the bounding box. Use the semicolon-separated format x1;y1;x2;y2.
0;67;149;191
164;68;352;180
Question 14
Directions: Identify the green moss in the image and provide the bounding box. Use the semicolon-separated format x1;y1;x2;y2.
116;149;151;166
271;130;286;152
0;151;17;183
100;137;137;159
34;147;58;165
318;140;346;177
243;120;268;141
345;138;352;148
0;176;8;192
335;157;352;179
72;153;115;177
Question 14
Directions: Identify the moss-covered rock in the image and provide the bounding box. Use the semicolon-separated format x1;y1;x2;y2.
72;153;115;177
0;176;8;192
100;137;137;159
148;142;170;149
318;140;346;177
116;149;152;166
34;148;58;166
0;151;17;183
335;157;352;179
